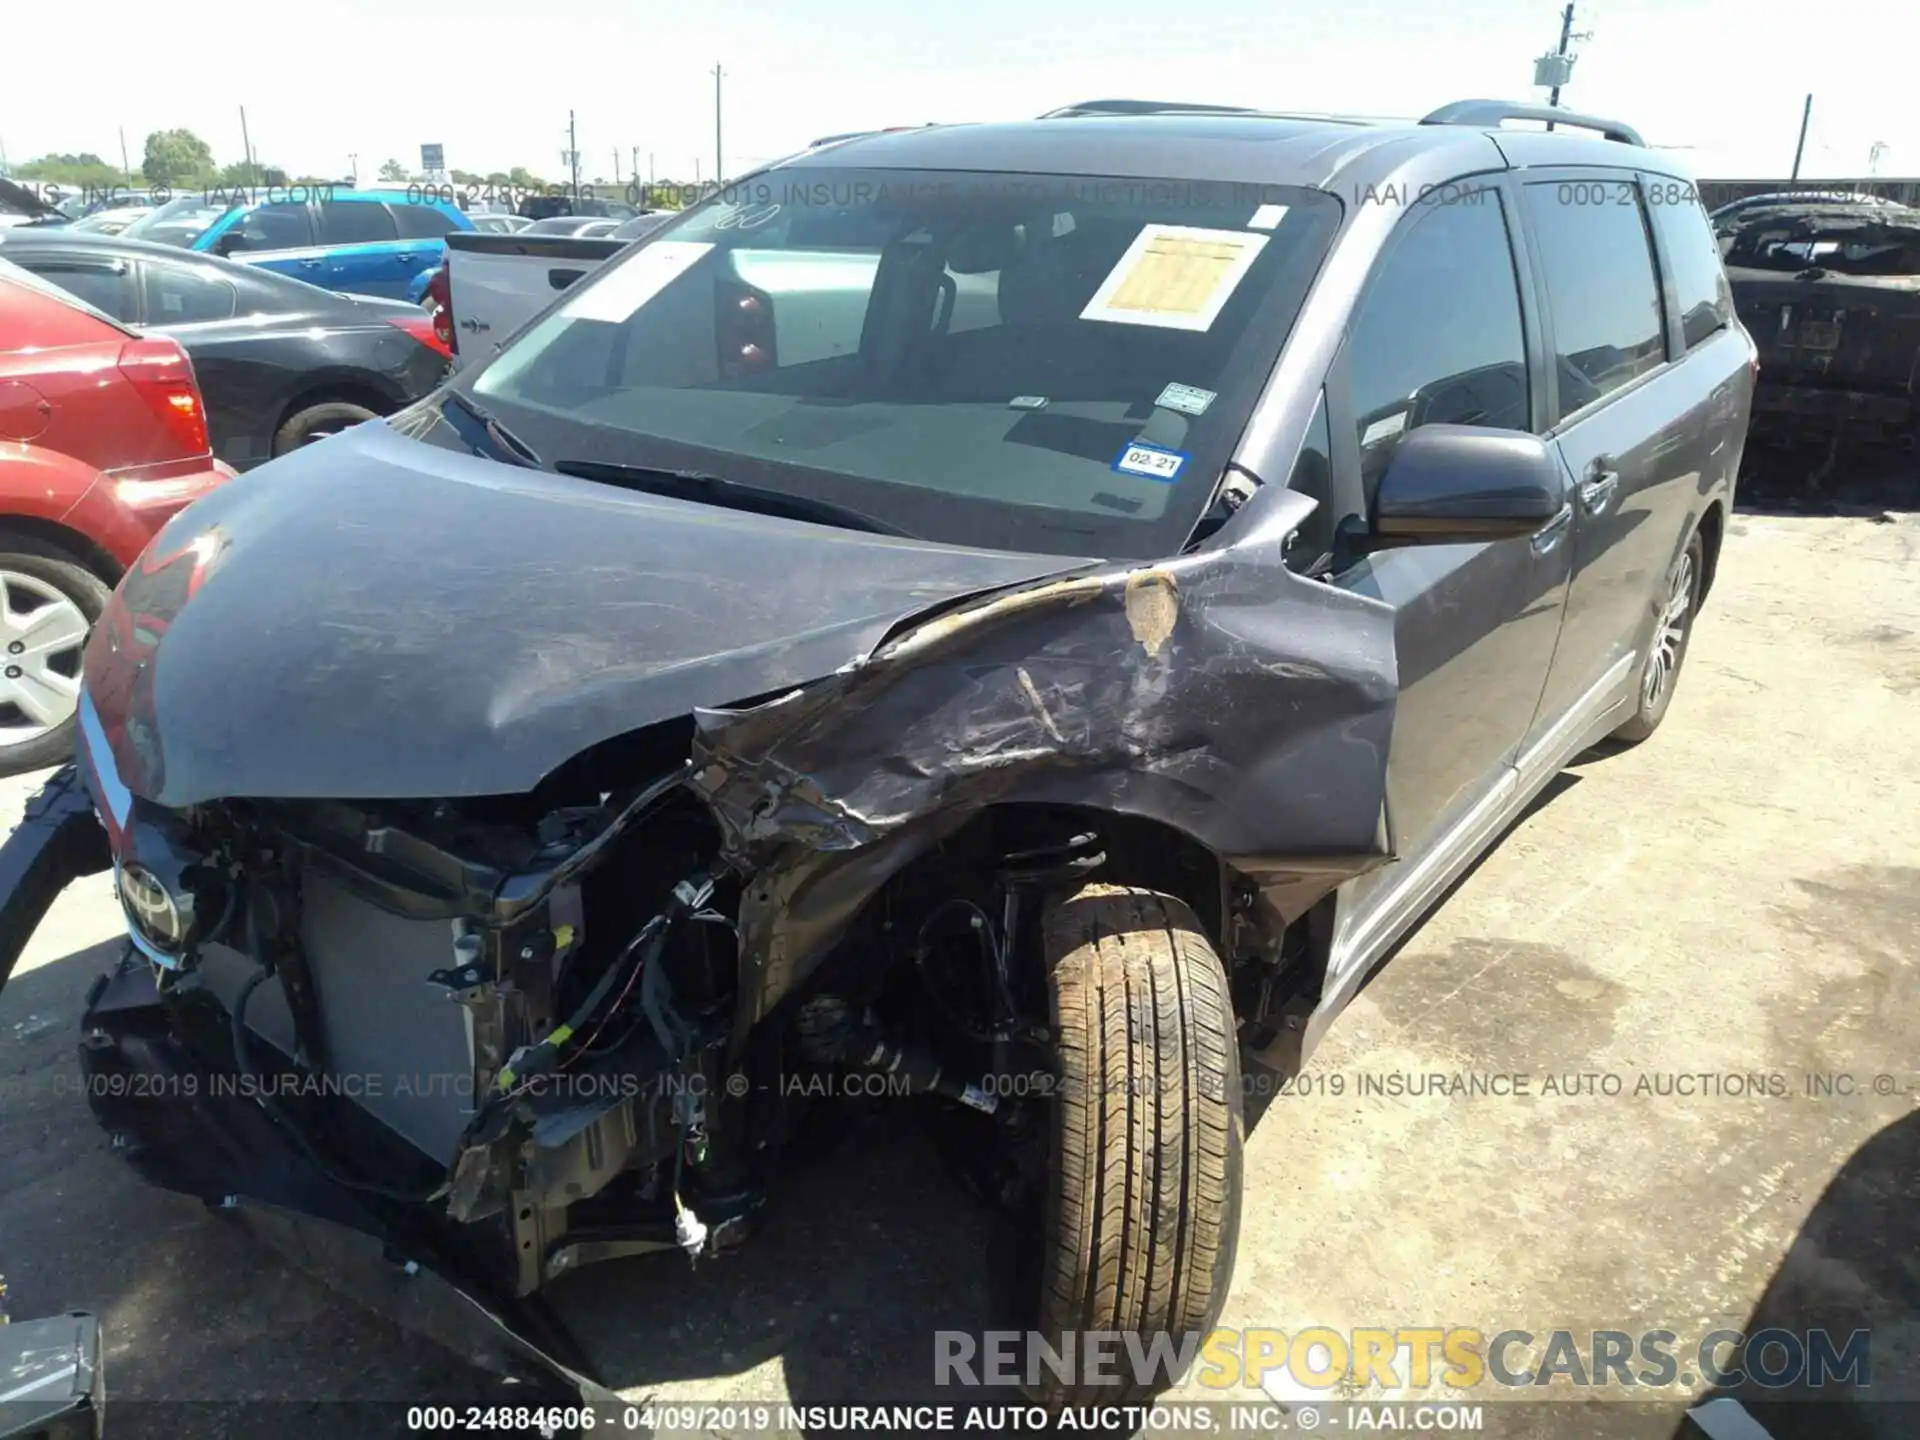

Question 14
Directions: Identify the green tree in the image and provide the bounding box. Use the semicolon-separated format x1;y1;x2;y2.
142;129;216;187
214;160;289;188
16;153;124;190
378;158;407;181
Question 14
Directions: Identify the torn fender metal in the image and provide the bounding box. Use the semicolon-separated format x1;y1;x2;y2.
692;520;1402;1025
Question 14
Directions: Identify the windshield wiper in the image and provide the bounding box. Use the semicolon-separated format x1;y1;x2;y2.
443;392;542;468
553;460;918;539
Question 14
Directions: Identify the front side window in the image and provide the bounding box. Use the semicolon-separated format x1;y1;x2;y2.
1283;392;1335;574
1346;189;1529;512
465;170;1342;558
226;202;314;252
24;259;135;321
390;202;460;240
1522;179;1666;417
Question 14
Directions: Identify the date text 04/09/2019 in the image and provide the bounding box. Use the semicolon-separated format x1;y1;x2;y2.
405;1402;1487;1433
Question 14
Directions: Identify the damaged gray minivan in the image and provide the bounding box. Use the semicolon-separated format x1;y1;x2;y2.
0;99;1751;1405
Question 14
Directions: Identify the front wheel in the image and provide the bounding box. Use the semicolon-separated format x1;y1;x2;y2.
1030;884;1243;1408
1612;529;1705;744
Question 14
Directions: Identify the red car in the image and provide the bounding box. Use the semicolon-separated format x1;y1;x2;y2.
0;258;233;775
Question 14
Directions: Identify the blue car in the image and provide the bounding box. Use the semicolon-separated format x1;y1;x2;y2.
120;187;472;300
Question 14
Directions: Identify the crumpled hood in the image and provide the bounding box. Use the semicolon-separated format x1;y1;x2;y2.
82;421;1081;805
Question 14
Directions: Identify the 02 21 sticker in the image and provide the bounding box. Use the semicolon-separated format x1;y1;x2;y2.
1113;442;1188;482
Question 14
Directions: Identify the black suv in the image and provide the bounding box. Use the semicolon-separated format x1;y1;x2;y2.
0;98;1753;1406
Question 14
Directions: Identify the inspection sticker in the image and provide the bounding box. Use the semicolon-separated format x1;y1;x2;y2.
1247;203;1289;230
1155;382;1217;416
1113;441;1188;482
560;241;713;323
1081;224;1270;332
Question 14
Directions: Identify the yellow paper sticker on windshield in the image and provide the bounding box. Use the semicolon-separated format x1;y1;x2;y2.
1080;225;1270;332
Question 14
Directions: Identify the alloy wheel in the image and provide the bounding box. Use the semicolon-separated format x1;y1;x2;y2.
1642;550;1695;710
0;569;89;745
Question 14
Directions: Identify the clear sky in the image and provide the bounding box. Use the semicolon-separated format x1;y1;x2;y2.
6;0;1914;185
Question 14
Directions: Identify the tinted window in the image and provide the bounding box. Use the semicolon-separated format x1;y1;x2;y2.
1522;180;1666;415
319;200;399;245
143;264;237;324
390;202;459;240
228;202;313;252
1283;392;1335;574
1646;190;1733;351
1347;190;1528;509
24;259;136;321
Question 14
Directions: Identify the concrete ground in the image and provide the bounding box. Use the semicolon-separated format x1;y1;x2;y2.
2;499;1917;1438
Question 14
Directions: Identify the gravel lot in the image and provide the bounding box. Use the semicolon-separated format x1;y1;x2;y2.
2;497;1916;1438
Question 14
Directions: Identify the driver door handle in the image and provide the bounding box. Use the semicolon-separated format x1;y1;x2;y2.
1579;458;1620;515
1531;501;1573;555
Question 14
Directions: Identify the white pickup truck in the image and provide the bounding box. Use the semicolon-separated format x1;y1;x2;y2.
438;213;673;370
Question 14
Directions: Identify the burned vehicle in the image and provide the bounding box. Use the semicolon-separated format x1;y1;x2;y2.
1717;198;1920;449
0;100;1749;1405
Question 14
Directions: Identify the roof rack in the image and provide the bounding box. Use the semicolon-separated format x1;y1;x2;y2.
1421;100;1644;147
1039;99;1261;119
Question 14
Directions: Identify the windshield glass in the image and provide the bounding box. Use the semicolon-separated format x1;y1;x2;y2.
465;168;1340;557
123;196;237;247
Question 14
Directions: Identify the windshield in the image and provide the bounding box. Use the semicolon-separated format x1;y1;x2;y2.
123;196;237;247
465;167;1340;558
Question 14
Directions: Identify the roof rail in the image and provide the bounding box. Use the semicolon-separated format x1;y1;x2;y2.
1421;100;1644;147
1040;99;1260;119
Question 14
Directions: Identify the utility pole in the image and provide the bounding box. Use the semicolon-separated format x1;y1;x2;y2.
348;153;358;186
119;127;132;186
239;106;256;189
566;110;580;199
1547;4;1575;113
713;64;725;185
1789;94;1812;182
631;146;640;197
613;150;622;184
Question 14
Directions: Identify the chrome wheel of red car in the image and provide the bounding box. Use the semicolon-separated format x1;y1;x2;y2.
0;568;89;744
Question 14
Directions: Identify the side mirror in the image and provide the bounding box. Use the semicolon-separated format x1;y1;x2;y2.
1373;424;1566;545
211;232;243;257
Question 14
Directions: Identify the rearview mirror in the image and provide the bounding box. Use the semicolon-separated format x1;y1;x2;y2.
1373;425;1566;545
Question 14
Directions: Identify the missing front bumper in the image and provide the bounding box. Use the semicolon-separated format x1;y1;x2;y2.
0;766;613;1405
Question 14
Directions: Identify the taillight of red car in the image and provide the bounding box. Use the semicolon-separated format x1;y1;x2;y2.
385;310;454;361
116;337;211;460
425;264;456;356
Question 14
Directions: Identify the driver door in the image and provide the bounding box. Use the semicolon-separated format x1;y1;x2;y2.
1321;182;1571;978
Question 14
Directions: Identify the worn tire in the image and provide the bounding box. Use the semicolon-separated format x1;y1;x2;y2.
1031;884;1243;1409
271;401;381;456
0;542;111;778
1613;528;1705;744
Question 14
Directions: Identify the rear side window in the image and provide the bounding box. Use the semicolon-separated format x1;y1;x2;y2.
1645;187;1733;351
1347;189;1529;510
390;202;459;240
1522;180;1666;416
144;264;237;324
319;200;399;245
